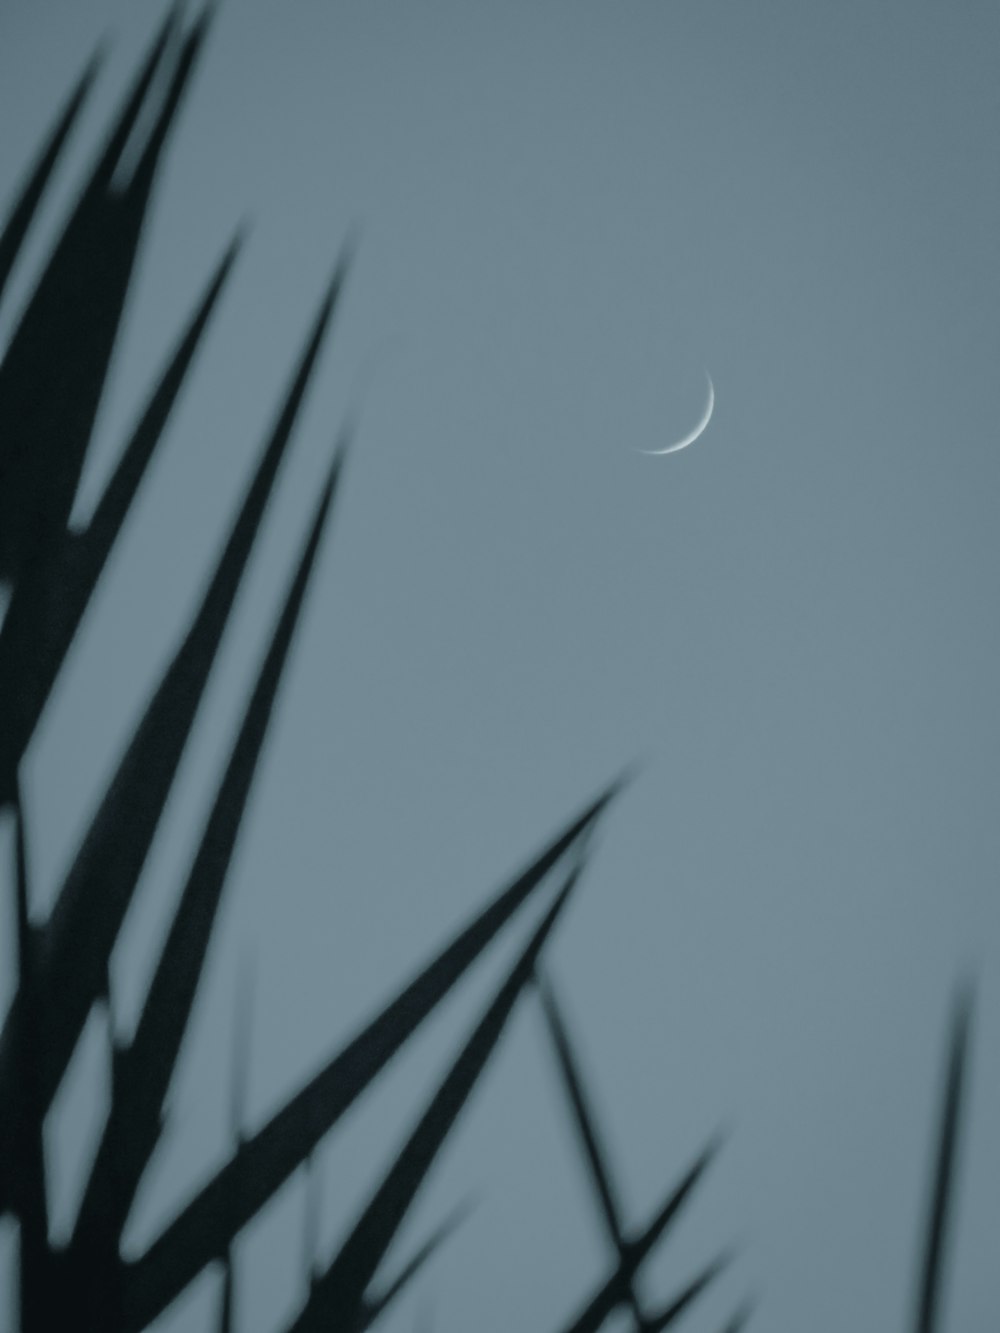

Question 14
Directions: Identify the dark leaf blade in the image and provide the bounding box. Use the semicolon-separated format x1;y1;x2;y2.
632;1133;724;1258
552;1135;723;1333
286;866;584;1333
536;968;628;1254
70;448;345;1250
0;257;349;1207
84;229;245;557
643;1254;732;1333
217;1263;235;1333
228;952;256;1146
0;232;243;798
913;981;974;1333
536;968;644;1329
0;47;102;305
714;1298;755;1333
121;779;621;1328
87;5;181;195
0;8;205;588
8;790;52;1330
359;1198;475;1330
217;957;255;1333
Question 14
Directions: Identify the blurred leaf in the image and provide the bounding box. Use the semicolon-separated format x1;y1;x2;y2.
551;1136;723;1333
536;970;628;1250
70;446;345;1262
912;982;974;1333
7;791;52;1331
0;253;350;1208
0;47;102;305
715;1298;755;1333
0;6;206;588
536;968;645;1329
358;1198;475;1330
121;781;620;1330
642;1255;731;1333
0;232;242;800
285;865;584;1333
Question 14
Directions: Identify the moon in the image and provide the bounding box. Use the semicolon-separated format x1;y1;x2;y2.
638;371;714;456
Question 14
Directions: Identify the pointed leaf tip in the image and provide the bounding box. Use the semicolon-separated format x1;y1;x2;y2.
296;863;581;1329
634;1130;725;1258
913;979;975;1333
0;42;104;302
363;1195;477;1325
120;788;600;1327
583;766;634;835
720;1295;757;1333
98;3;180;186
646;1251;733;1333
317;237;356;327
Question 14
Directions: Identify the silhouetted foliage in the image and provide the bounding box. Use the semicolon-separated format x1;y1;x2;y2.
0;8;975;1333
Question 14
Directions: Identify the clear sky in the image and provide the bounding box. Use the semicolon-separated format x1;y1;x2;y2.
1;2;999;1331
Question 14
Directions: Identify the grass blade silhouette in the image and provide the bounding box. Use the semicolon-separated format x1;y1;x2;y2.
0;233;243;800
0;19;697;1333
121;780;621;1328
298;1147;326;1296
83;7;180;195
714;1298;755;1333
0;47;102;304
358;1198;475;1330
536;967;645;1330
216;958;254;1333
552;1136;723;1333
536;969;627;1247
69;448;344;1257
284;864;585;1333
912;982;974;1333
642;1255;732;1333
9;790;52;1330
0;7;206;588
0;257;349;1208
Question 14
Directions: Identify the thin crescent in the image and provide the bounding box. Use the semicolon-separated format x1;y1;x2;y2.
637;371;714;456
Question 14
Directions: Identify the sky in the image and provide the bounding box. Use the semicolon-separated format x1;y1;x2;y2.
1;1;999;1330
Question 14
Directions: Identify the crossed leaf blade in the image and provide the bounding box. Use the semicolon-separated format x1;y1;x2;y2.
121;786;617;1329
284;864;585;1333
69;447;345;1268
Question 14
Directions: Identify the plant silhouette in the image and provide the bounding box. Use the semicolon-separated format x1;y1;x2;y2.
0;7;975;1332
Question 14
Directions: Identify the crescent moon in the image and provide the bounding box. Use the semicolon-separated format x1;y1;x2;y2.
638;371;714;456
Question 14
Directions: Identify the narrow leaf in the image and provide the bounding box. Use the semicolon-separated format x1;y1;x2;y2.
536;967;644;1329
88;6;181;195
913;982;974;1333
536;969;628;1253
8;791;52;1330
0;47;102;304
0;258;349;1208
643;1254;732;1333
70;449;344;1249
287;865;583;1333
0;233;242;799
552;1136;723;1333
0;8;205;587
715;1298;755;1333
217;956;255;1333
217;1263;235;1333
358;1198;475;1330
121;779;620;1329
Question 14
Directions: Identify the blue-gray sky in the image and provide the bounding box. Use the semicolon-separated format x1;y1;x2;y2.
1;2;999;1331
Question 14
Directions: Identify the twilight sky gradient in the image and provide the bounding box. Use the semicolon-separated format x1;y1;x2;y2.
1;2;999;1331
